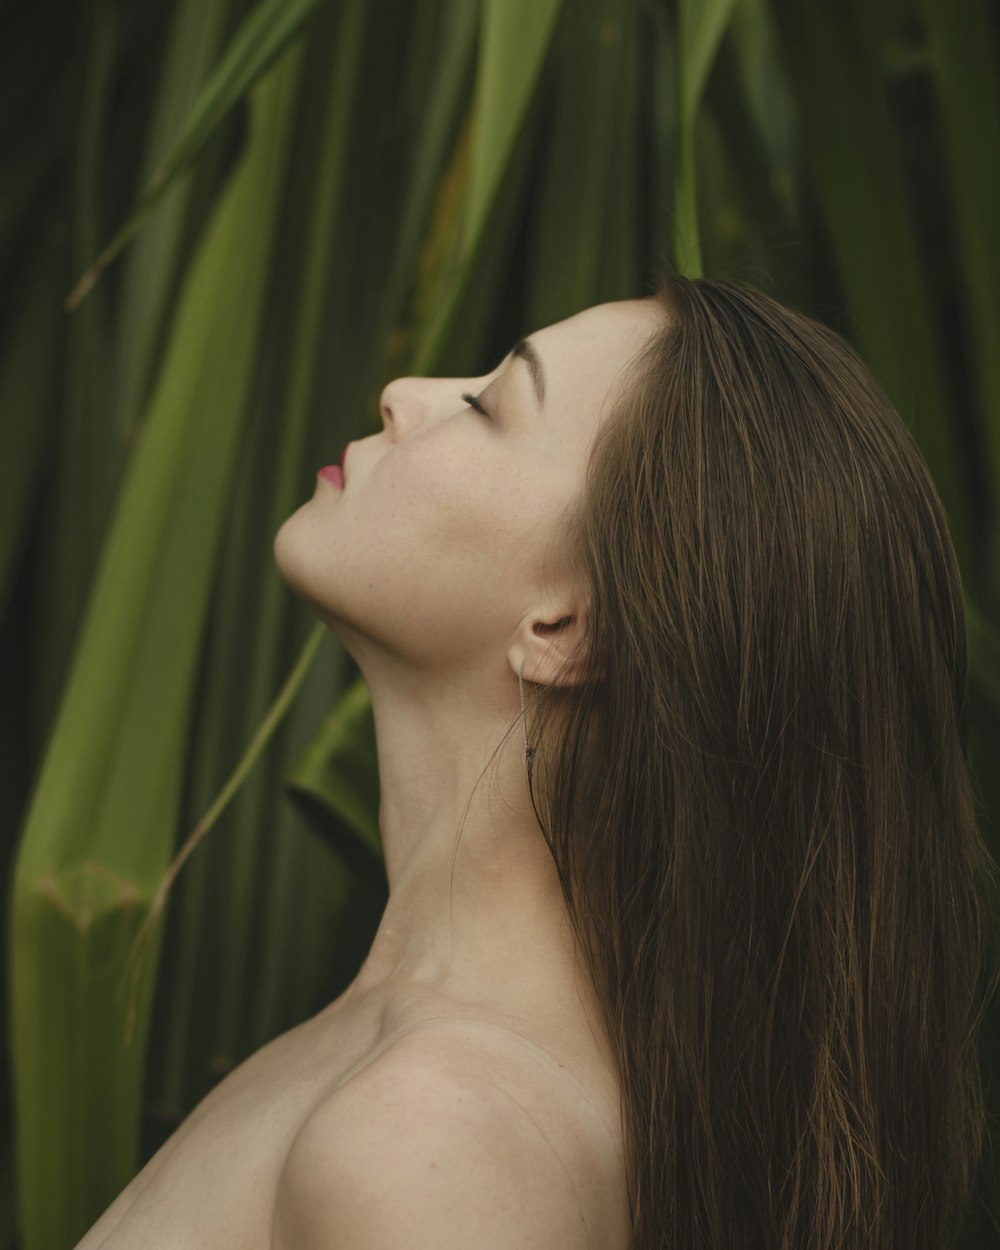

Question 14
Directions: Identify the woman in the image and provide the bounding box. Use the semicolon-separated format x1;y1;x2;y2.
76;275;999;1250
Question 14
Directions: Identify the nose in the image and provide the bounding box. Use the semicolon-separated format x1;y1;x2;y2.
378;371;484;436
379;376;458;437
378;377;413;436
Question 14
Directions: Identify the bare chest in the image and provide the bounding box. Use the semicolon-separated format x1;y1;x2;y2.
73;992;393;1250
73;991;627;1250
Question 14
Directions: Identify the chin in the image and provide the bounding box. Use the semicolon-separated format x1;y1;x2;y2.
272;512;322;602
272;513;300;581
272;518;358;642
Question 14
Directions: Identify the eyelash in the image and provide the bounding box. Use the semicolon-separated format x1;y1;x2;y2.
461;391;490;419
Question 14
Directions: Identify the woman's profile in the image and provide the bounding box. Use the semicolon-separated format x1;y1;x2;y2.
75;273;999;1250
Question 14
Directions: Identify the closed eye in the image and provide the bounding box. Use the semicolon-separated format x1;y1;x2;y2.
461;391;490;419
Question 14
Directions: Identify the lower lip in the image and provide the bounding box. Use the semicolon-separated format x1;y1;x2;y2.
318;465;344;489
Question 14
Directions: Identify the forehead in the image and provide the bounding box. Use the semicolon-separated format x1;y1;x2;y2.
529;298;663;414
540;298;662;351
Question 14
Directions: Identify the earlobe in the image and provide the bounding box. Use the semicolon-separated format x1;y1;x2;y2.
510;611;601;689
539;616;573;634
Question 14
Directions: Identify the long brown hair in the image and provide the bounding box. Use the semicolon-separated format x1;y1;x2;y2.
522;273;1000;1249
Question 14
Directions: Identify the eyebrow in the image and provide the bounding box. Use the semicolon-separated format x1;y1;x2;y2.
511;336;545;410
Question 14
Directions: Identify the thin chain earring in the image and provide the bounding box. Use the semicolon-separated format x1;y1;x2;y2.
518;658;536;786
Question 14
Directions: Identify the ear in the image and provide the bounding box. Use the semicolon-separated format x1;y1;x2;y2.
508;601;603;688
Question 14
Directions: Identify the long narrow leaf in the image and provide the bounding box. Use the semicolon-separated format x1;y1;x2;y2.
674;0;740;276
363;0;480;397
112;0;235;437
525;0;641;328
0;239;63;622
463;0;566;263
30;0;117;755
285;674;385;895
918;0;1000;595
412;0;566;371
765;0;975;579
8;45;301;1250
64;0;329;309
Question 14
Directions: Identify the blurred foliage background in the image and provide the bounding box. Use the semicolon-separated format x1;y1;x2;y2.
2;0;999;1246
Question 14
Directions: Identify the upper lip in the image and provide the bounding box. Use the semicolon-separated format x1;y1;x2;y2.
339;443;350;475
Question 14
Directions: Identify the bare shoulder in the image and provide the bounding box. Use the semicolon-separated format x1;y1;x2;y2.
271;1022;615;1250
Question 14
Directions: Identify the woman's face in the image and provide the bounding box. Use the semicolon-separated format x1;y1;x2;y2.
273;298;661;672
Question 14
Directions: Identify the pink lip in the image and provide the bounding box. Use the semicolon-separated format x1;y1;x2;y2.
318;444;350;490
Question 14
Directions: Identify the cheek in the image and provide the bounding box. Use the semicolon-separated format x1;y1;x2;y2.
360;461;538;645
273;435;563;661
374;435;567;582
377;439;501;545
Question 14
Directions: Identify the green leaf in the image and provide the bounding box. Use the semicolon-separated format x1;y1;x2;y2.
111;0;235;435
918;0;1000;592
967;596;1000;712
64;0;330;309
0;237;63;622
674;0;741;276
410;0;566;370
462;0;566;262
525;0;643;328
8;45;302;1249
285;675;386;899
764;0;975;580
